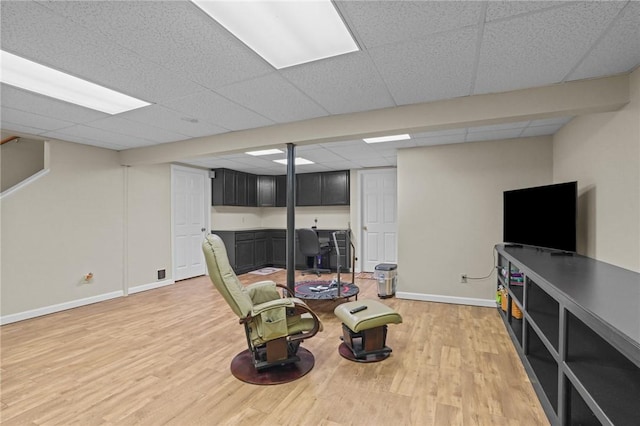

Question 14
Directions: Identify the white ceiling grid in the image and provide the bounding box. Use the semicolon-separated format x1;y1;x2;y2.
0;0;638;174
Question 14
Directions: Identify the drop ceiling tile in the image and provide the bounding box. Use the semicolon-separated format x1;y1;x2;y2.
120;105;227;138
43;125;156;149
485;2;568;22
568;2;640;81
385;156;398;167
297;149;347;164
42;130;129;150
338;1;482;48
216;73;328;123
0;84;108;124
354;157;395;168
367;148;397;158
325;145;382;159
84;117;188;144
369;27;478;105
169;91;274;131
0;122;50;136
282;51;396;115
37;0;273;90
1;107;75;131
475;2;625;94
367;139;417;150
1;1;203;103
321;160;360;171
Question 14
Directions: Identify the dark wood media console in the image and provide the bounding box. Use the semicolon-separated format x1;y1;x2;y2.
495;244;639;426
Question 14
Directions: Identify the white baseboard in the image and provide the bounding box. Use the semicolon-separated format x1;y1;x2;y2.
0;290;124;325
128;279;174;295
395;291;496;307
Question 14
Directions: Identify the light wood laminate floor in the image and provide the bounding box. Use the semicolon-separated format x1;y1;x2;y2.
1;271;548;425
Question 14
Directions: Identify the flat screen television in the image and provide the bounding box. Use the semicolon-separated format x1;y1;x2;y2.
503;181;577;252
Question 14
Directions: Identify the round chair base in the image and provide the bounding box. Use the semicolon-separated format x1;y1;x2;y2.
230;347;315;385
338;342;390;363
295;281;359;300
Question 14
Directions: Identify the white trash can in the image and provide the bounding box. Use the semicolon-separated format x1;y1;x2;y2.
374;263;397;298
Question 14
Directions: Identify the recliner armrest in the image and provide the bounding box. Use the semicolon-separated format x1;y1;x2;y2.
251;298;295;316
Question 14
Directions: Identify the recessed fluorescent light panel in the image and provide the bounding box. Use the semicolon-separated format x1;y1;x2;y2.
246;149;284;156
192;0;358;69
273;157;315;166
0;50;150;114
363;134;411;144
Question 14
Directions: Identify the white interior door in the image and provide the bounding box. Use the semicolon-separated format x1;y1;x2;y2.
172;166;208;281
361;169;398;272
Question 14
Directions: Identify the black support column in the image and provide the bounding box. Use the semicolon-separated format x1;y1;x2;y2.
286;143;296;294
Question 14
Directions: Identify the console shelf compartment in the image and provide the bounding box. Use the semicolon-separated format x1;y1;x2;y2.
495;244;640;426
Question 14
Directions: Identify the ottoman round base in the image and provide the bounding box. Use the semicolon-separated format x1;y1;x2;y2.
334;299;402;361
338;342;390;363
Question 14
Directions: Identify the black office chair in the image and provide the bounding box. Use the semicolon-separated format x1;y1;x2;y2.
297;228;331;276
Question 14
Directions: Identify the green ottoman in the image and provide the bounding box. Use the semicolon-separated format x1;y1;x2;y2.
334;299;403;362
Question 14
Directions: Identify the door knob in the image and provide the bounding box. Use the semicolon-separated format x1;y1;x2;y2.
363;226;368;231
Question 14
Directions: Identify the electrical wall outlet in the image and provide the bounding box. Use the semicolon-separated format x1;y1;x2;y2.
459;273;467;283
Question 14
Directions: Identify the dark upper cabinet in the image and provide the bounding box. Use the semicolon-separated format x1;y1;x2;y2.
212;168;237;206
212;169;258;207
236;172;248;206
321;170;350;205
247;174;257;207
296;173;321;206
258;175;276;207
275;175;288;207
213;169;349;207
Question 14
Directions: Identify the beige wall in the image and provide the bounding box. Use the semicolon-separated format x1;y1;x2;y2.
126;164;172;288
553;68;640;272
397;136;553;304
1;140;125;319
0;140;174;323
1;137;45;192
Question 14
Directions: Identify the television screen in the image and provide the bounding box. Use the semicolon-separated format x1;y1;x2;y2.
503;181;577;252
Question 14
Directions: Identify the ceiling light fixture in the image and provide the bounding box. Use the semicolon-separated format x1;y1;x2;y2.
273;157;314;166
246;149;284;156
0;50;151;114
363;134;411;144
192;0;359;69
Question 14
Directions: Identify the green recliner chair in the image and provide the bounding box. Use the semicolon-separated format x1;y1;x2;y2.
202;234;322;372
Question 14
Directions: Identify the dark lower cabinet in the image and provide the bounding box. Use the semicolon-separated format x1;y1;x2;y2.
270;232;286;266
212;229;351;273
235;237;254;272
254;232;267;266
